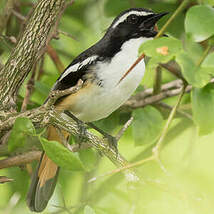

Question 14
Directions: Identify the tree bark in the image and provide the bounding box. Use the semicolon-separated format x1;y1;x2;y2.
0;0;66;110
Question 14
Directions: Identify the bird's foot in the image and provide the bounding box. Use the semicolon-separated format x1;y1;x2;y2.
104;134;118;154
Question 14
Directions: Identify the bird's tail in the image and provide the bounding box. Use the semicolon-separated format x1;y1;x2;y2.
27;126;69;212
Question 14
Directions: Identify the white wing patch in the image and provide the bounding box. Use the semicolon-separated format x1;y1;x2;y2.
58;55;98;81
112;11;153;28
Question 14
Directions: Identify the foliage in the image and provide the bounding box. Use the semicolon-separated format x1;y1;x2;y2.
1;0;214;214
40;138;85;171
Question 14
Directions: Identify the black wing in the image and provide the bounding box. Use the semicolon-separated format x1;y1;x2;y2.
52;54;98;91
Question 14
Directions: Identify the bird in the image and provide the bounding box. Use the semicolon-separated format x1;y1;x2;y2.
27;8;168;212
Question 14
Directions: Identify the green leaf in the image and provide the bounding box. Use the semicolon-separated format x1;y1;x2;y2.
8;117;35;152
184;34;204;64
139;37;182;59
185;5;214;42
176;51;210;88
84;205;96;214
132;106;164;146
201;52;214;75
40;137;85;171
79;148;97;171
139;37;182;72
192;83;214;135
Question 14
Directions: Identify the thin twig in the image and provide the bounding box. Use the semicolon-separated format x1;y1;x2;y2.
155;0;189;37
47;45;65;73
0;176;14;184
123;84;192;110
58;29;77;40
21;65;37;111
157;102;193;121
0;151;41;169
152;85;187;159
46;0;75;44
37;56;45;80
88;156;154;183
115;116;134;141
12;9;26;21
152;25;163;95
153;66;162;95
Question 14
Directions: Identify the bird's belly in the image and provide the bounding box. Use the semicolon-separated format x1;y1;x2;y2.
68;60;145;122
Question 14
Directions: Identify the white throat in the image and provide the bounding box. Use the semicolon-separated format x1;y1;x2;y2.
97;37;152;87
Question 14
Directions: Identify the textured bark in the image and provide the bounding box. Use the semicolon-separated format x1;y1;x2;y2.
0;105;138;180
0;0;66;110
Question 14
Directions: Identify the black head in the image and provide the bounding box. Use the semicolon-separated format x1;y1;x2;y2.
106;8;168;40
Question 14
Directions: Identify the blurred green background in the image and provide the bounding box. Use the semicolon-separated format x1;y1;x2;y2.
1;0;214;213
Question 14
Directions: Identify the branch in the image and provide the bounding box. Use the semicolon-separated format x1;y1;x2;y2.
46;45;65;73
152;85;187;158
0;0;67;110
157;102;193;120
0;78;200;132
0;176;14;184
0;86;138;180
21;65;37;111
49;111;133;170
123;81;191;110
153;65;162;95
0;144;92;169
115;116;134;141
0;151;41;169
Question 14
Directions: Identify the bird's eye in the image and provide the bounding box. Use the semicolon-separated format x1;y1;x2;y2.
127;15;138;24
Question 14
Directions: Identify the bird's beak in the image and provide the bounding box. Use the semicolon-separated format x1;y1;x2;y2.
140;12;169;30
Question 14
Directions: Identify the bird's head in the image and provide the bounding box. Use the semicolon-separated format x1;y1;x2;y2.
106;8;168;40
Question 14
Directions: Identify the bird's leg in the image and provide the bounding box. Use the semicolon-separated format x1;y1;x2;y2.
87;122;118;153
64;110;88;146
64;111;118;153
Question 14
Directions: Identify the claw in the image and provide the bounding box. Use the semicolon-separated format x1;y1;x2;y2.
104;134;118;155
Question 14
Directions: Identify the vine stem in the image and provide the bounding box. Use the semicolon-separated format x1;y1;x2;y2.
152;85;186;158
155;0;189;38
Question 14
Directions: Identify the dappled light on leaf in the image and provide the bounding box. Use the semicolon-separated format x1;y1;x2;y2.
156;46;169;56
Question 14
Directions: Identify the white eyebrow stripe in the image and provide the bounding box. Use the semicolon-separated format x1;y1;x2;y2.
112;11;154;28
58;55;98;81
